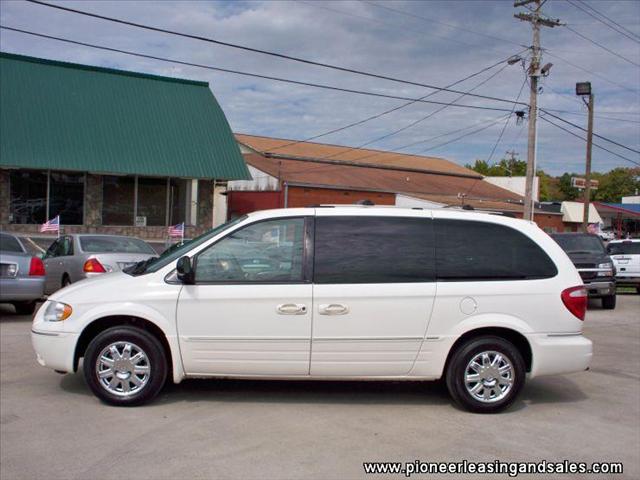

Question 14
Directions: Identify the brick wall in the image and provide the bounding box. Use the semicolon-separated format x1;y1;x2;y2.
286;186;395;207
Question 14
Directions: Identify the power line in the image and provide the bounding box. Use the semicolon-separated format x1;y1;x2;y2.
540;109;640;154
539;115;640;167
360;0;526;48
266;53;524;152
565;25;640;67
486;77;528;163
22;0;528;107
416;114;513;154
318;63;512;161
572;0;640;42
0;26;516;113
544;51;639;93
297;0;514;53
566;0;640;43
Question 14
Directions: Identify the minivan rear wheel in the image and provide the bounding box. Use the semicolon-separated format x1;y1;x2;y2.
445;336;525;414
83;327;167;406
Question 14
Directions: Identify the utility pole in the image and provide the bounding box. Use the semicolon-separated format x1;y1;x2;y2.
514;0;563;221
504;150;519;177
576;83;595;232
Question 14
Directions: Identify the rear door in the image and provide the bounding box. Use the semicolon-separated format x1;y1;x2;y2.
310;212;436;376
43;239;64;293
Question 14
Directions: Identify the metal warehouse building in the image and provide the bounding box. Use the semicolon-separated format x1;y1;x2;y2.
0;52;249;242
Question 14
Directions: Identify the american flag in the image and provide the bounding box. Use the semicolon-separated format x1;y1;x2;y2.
40;215;60;233
167;222;185;238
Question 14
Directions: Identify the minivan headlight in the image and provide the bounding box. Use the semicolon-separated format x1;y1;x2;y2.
43;301;73;322
597;262;614;277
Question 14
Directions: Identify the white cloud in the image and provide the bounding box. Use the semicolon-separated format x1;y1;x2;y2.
1;0;638;175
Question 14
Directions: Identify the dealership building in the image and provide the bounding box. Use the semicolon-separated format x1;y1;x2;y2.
0;52;249;243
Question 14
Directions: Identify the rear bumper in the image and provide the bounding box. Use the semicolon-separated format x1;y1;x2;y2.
527;333;592;378
583;280;616;297
0;277;45;302
615;276;640;287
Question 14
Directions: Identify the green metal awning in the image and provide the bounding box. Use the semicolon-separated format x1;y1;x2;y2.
0;52;250;180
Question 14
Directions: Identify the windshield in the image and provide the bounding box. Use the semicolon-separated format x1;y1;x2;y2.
608;242;640;255
128;216;247;275
552;234;605;255
80;236;156;254
0;234;25;253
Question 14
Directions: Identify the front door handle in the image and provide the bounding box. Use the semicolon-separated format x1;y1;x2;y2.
318;303;349;315
276;303;307;315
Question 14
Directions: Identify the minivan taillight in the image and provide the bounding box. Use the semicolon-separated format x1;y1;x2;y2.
561;286;588;320
83;258;106;273
28;257;45;276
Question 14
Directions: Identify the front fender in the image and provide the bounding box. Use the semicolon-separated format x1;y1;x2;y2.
74;302;185;384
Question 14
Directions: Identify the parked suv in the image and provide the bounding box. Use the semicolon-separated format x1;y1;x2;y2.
607;239;640;294
32;207;592;413
550;233;616;309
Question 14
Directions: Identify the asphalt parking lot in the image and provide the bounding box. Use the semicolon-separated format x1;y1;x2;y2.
1;295;639;480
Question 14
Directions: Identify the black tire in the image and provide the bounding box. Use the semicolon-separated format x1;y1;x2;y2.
62;275;71;288
636;287;640;295
602;294;616;309
445;335;526;414
83;326;167;406
13;301;36;315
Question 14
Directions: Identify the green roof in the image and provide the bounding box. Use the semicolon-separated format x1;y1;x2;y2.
0;52;250;180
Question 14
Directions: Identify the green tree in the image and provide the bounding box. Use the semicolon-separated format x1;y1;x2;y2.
558;173;581;200
465;159;490;175
593;167;640;202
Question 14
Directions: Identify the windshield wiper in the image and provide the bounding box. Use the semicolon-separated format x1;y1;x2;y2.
124;257;157;275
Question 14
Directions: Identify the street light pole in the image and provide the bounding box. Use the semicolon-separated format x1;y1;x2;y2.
582;93;595;233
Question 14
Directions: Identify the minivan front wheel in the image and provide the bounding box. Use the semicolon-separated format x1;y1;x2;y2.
83;327;167;406
446;336;525;413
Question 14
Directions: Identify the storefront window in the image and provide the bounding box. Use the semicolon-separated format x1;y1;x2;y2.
169;178;190;226
102;176;135;225
137;177;167;226
9;170;48;224
49;172;84;225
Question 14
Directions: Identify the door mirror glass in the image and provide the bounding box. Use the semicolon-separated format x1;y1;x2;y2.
176;256;194;284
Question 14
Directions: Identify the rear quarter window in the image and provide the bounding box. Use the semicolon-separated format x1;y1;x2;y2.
435;219;557;280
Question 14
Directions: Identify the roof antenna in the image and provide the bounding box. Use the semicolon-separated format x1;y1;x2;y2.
355;199;375;206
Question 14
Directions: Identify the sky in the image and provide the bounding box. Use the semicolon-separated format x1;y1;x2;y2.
1;0;639;176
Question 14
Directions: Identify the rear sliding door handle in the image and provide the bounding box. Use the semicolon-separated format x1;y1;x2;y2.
318;303;349;315
276;303;307;315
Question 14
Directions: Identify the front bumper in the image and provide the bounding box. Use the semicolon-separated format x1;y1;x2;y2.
0;277;45;302
527;333;592;378
31;329;79;373
583;280;616;297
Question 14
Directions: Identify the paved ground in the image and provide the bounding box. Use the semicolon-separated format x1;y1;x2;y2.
1;295;639;480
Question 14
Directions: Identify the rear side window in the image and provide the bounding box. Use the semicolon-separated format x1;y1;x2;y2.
435;219;557;281
0;234;24;253
313;216;435;284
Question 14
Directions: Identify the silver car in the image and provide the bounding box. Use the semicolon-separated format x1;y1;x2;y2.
0;232;46;314
42;234;157;294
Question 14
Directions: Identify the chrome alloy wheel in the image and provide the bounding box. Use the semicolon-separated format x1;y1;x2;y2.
464;351;514;403
95;342;151;397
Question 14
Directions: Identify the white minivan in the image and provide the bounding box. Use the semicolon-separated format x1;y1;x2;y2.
31;207;592;413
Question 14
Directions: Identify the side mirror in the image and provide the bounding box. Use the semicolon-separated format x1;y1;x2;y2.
176;256;195;284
